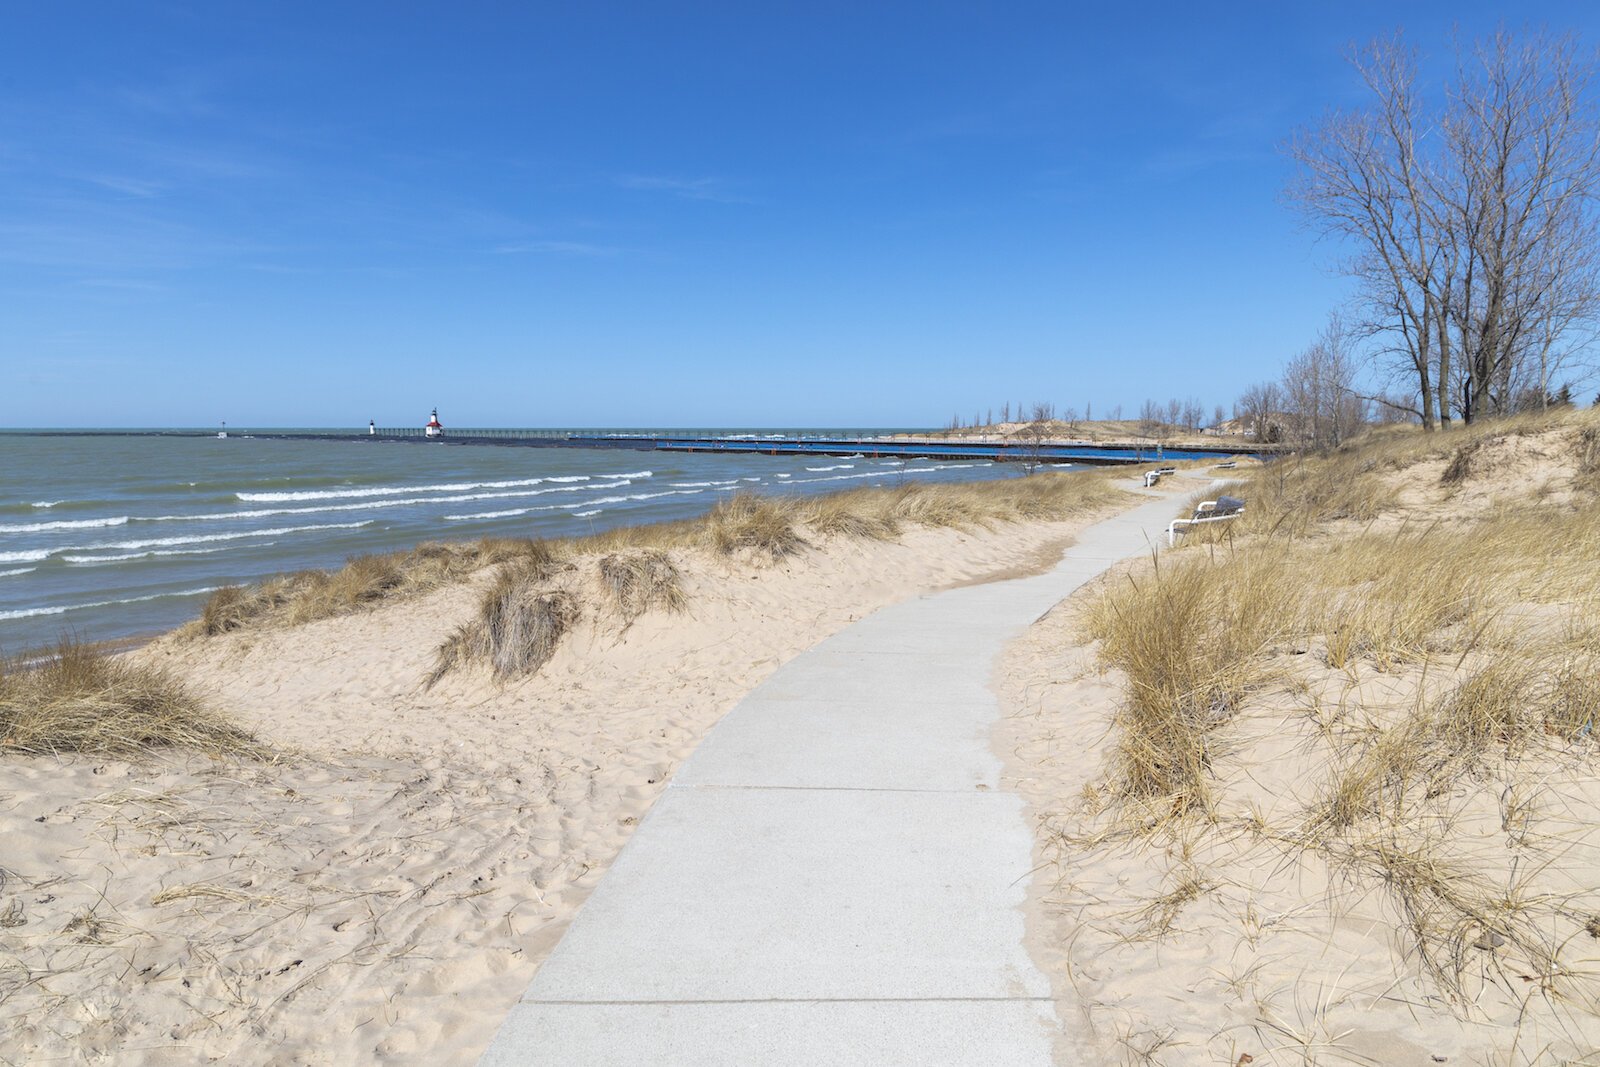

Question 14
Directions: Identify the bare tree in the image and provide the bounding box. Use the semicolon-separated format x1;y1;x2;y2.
1283;315;1366;450
1018;403;1057;473
1287;30;1600;427
1212;404;1227;429
1238;382;1285;443
1180;398;1205;433
1445;31;1600;419
1000;401;1010;423
1287;36;1447;428
1137;399;1163;438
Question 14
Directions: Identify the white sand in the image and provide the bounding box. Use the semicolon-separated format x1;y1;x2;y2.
995;433;1600;1065
0;499;1131;1065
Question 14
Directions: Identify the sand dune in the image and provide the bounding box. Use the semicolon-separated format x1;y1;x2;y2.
0;493;1138;1066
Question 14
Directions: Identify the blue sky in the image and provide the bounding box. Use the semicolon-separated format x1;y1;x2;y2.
5;2;1596;428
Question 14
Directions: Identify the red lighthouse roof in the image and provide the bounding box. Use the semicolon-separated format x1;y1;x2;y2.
426;408;442;428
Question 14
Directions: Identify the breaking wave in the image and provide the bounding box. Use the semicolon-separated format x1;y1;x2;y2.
0;516;129;534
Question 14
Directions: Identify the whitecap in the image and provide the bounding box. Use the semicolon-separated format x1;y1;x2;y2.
61;546;232;565
149;481;634;523
0;515;130;534
0;566;35;579
0;586;222;622
237;476;562;502
79;521;371;554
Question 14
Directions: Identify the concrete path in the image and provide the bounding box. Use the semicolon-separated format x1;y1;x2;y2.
481;492;1184;1066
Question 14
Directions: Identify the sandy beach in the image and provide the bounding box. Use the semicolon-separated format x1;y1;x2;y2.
0;479;1139;1065
6;412;1599;1066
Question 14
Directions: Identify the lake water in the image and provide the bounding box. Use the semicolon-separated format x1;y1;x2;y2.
0;430;1056;651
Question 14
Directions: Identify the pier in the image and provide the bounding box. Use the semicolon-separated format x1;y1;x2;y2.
6;428;1274;465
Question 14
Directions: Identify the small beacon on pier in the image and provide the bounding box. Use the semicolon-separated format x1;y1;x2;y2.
369;419;376;435
425;408;443;438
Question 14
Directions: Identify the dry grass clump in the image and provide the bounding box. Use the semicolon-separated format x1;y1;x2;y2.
0;640;257;756
420;471;1125;686
598;551;686;623
426;558;579;687
184;471;1124;643
701;493;805;559
1075;411;1600;1036
797;489;901;541
1440;439;1483;485
185;538;550;637
1320;828;1560;1002
1575;425;1600;493
1096;501;1599;821
1238;406;1600;536
1086;553;1292;816
1242;450;1399;533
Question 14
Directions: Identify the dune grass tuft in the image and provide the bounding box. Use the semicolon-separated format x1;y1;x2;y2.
186;538;553;637
1439;439;1482;486
1086;552;1292;816
426;558;579;687
415;470;1125;685
186;470;1126;649
598;551;686;623
702;493;806;559
0;639;258;756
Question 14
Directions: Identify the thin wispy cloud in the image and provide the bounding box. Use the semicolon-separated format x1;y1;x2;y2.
80;173;167;198
74;277;167;292
613;174;749;203
490;239;620;257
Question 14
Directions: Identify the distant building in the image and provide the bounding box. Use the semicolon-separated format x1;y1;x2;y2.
425;408;444;438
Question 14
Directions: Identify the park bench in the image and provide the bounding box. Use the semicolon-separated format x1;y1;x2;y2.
1143;466;1180;488
1168;495;1245;545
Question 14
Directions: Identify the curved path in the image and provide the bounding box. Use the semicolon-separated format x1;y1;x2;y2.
481;491;1186;1065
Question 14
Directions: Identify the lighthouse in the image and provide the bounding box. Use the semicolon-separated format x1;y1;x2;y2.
425;408;444;438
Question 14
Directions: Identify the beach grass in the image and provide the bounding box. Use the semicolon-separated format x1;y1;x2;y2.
1079;406;1600;1012
185;471;1124;652
424;473;1127;684
0;638;258;756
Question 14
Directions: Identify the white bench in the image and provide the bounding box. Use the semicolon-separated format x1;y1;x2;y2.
1168;495;1245;545
1143;466;1180;488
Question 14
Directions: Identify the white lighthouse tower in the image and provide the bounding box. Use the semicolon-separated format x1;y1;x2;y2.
425;408;443;438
